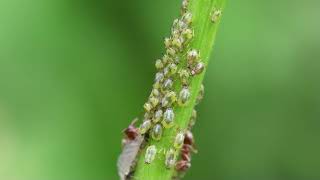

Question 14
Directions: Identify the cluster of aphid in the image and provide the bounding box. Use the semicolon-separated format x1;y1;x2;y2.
118;0;222;179
141;0;205;169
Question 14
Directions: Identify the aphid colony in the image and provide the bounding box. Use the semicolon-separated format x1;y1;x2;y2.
118;0;213;178
141;0;207;171
140;0;204;141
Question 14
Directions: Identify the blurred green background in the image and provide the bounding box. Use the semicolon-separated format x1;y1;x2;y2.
0;0;319;179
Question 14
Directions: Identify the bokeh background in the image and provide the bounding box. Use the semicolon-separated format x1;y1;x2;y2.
0;0;319;179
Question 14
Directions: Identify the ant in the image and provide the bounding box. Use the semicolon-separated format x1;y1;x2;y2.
176;130;197;171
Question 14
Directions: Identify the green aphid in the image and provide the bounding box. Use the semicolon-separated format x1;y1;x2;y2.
145;145;157;164
162;108;175;128
151;124;163;141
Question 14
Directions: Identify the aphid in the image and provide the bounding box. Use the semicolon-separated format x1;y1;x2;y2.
174;131;185;149
151;88;160;97
155;59;164;70
211;9;222;23
176;160;191;171
153;109;163;123
177;20;187;30
155;72;164;82
191;62;205;75
162;108;175;128
171;37;182;49
144;102;153;112
144;112;153;119
196;84;205;105
174;57;180;64
187;49;200;65
145;145;157;164
165;148;177;169
151;124;163;141
166;48;176;57
176;130;197;173
189;109;197;128
178;36;186;45
123;118;139;140
154;83;161;91
162;54;172;65
163;67;169;77
161;91;177;107
149;96;159;107
163;78;173;89
171;28;180;38
182;12;192;25
139;119;152;134
164;37;172;48
182;28;194;41
181;0;189;12
167;91;178;101
178;87;191;106
172;19;179;29
168;63;178;75
161;97;169;107
179;69;190;85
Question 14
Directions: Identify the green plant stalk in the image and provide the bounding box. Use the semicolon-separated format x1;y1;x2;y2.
134;0;225;179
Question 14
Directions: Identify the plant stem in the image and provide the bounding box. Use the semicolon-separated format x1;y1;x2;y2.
133;0;225;179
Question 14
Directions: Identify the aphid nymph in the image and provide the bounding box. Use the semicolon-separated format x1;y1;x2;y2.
196;84;205;104
155;59;164;70
178;86;191;106
187;49;200;65
155;72;164;82
211;9;222;23
189;109;197;128
167;48;176;57
191;62;205;75
168;63;178;75
179;69;190;85
153;109;163;123
145;145;157;164
149;96;159;107
174;131;185;149
151;123;163;141
171;37;182;49
151;88;160;97
162;91;177;107
163;78;173;89
164;37;172;48
139;119;152;134
182;28;194;41
144;102;153;112
182;12;193;25
162;108;175;128
165;148;177;169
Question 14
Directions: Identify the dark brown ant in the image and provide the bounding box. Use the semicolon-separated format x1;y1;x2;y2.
184;130;194;146
175;130;197;172
176;160;191;171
